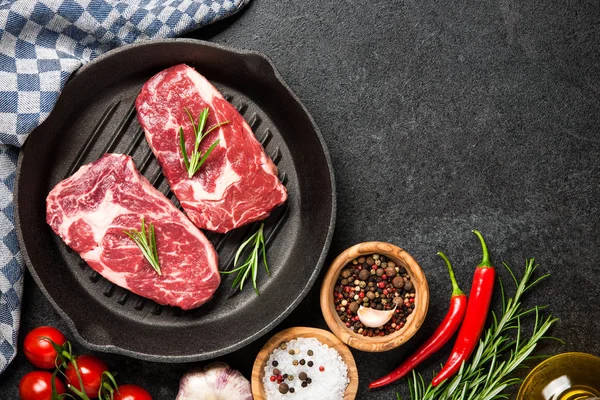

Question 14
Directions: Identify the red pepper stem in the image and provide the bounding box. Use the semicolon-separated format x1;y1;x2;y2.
437;252;463;296
472;230;492;268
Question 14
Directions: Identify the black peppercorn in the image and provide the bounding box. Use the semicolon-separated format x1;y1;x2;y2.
358;269;370;281
392;276;404;288
279;383;289;394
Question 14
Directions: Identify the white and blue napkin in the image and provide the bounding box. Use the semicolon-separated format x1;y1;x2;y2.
0;0;250;373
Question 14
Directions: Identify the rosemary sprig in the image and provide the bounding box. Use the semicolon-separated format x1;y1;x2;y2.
400;259;562;400
179;107;228;178
221;223;269;295
123;218;161;276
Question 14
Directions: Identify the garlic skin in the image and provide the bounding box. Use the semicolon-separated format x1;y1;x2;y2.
357;304;397;328
176;362;252;400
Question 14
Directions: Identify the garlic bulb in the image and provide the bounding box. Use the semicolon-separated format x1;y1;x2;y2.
357;304;397;328
176;362;252;400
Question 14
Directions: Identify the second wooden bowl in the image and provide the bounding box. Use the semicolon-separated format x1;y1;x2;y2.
251;327;358;399
320;241;429;352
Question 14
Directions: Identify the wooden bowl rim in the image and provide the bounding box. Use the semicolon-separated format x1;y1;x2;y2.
251;326;358;400
320;241;430;352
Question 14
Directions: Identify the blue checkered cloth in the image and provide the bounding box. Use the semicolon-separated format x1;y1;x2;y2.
0;0;250;374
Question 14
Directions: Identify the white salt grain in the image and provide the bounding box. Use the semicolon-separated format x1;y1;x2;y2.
263;337;349;400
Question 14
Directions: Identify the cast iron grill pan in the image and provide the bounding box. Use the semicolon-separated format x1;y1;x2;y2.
15;39;336;362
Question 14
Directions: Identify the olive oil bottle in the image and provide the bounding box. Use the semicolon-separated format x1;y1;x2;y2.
517;353;600;400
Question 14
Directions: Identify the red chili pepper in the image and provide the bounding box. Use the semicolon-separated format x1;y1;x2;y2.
431;230;495;387
368;252;467;389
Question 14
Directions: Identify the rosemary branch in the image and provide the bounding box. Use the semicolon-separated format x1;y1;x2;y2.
123;218;161;276
179;107;228;178
402;259;562;400
221;223;269;295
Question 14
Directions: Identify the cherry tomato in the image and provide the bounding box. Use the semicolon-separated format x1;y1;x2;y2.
19;371;66;400
23;326;66;369
114;384;152;400
65;354;108;398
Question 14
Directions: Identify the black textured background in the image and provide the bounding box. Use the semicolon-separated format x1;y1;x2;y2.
2;0;600;398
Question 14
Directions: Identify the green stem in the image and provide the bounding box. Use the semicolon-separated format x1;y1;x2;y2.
70;358;91;400
437;251;464;296
472;230;492;268
61;350;73;361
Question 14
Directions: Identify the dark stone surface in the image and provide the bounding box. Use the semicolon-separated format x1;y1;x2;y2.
2;0;600;398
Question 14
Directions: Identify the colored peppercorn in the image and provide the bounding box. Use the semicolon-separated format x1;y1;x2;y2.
333;253;416;337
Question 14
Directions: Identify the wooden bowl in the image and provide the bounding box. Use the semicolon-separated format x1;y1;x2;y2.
320;242;429;352
251;327;358;400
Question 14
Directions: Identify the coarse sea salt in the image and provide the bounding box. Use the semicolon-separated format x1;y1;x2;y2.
263;337;349;400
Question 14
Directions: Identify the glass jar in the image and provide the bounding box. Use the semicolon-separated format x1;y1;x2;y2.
517;352;600;400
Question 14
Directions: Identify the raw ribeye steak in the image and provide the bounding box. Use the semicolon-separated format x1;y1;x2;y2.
46;153;220;310
135;64;288;233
